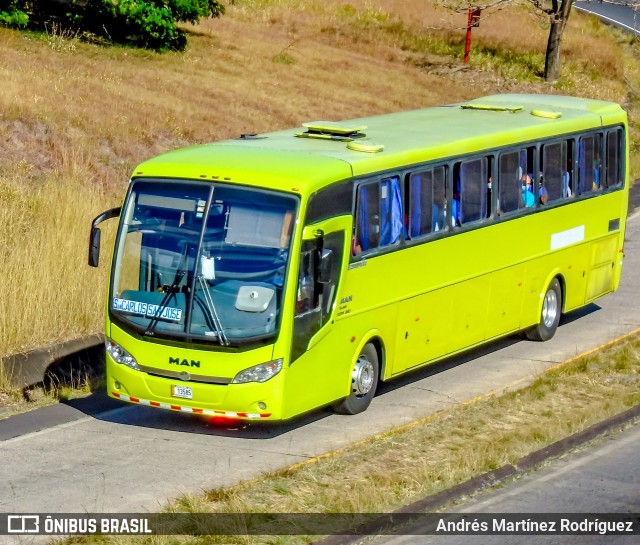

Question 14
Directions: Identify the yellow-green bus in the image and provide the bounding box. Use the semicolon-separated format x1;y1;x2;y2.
89;94;628;421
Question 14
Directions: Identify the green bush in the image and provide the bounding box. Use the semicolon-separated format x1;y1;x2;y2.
0;0;28;27
0;0;226;51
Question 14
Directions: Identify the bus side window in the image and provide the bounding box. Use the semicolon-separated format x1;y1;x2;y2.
541;141;568;204
408;172;432;238
605;129;623;189
578;134;602;194
379;176;403;247
354;183;379;254
433;166;447;229
407;166;446;237
457;157;487;225
498;151;525;214
353;177;402;255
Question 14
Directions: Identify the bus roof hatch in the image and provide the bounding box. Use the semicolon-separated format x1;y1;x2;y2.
295;121;368;141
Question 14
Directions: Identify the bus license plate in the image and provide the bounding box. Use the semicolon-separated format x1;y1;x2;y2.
171;385;193;400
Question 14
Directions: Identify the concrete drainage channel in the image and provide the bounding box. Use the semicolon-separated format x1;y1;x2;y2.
0;334;105;394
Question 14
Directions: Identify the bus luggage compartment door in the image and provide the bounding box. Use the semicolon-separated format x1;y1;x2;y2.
393;288;451;374
585;235;617;302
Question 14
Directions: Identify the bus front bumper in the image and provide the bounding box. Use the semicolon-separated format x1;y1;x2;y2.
107;356;284;420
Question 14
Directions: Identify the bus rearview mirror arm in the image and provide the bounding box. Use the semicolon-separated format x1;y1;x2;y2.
88;206;121;267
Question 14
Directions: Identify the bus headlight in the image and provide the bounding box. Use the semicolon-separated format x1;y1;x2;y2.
232;358;283;384
106;338;140;371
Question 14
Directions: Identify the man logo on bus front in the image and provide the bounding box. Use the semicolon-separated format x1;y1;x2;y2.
169;357;201;368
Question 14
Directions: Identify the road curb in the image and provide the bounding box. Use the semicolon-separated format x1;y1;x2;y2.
316;404;640;544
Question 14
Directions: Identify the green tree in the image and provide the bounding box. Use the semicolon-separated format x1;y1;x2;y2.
80;0;226;50
0;0;227;51
439;0;576;82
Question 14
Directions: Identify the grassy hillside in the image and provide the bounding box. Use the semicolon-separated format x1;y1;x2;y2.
1;0;638;361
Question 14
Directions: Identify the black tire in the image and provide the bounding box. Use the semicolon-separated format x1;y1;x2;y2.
526;278;562;341
333;343;379;415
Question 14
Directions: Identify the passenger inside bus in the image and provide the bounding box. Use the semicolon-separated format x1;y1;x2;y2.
562;165;572;197
522;173;535;207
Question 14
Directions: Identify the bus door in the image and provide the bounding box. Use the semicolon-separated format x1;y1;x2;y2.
283;216;350;418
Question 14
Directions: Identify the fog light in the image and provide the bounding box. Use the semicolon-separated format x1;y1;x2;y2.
258;402;267;410
114;381;121;390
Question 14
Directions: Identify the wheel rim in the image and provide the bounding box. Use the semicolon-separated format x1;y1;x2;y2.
352;355;375;396
542;288;558;328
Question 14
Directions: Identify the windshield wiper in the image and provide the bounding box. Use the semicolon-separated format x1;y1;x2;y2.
144;270;185;337
197;276;229;346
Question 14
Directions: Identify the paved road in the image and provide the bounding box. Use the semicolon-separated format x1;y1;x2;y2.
575;0;640;36
1;212;639;518
366;421;640;545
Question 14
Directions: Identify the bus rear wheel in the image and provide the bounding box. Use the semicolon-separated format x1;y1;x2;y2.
526;278;562;341
333;343;379;415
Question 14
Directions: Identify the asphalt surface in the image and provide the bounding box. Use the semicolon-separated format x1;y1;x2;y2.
575;0;640;36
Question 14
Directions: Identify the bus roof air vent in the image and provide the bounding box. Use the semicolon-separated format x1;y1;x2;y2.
295;121;368;141
530;109;562;119
461;104;523;113
236;133;267;140
346;141;384;153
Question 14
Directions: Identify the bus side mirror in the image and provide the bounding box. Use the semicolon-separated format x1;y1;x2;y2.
89;227;101;267
318;248;333;284
88;206;121;268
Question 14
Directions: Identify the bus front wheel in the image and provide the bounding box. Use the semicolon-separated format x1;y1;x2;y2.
333;343;379;415
526;278;562;341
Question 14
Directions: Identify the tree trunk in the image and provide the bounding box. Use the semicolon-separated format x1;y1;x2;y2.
544;0;574;82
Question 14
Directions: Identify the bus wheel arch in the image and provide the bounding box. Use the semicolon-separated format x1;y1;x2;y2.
333;337;382;415
526;275;563;342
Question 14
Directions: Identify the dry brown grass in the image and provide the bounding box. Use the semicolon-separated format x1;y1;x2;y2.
0;0;638;363
0;167;116;356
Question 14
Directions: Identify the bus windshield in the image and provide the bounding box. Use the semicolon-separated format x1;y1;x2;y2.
110;179;297;346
